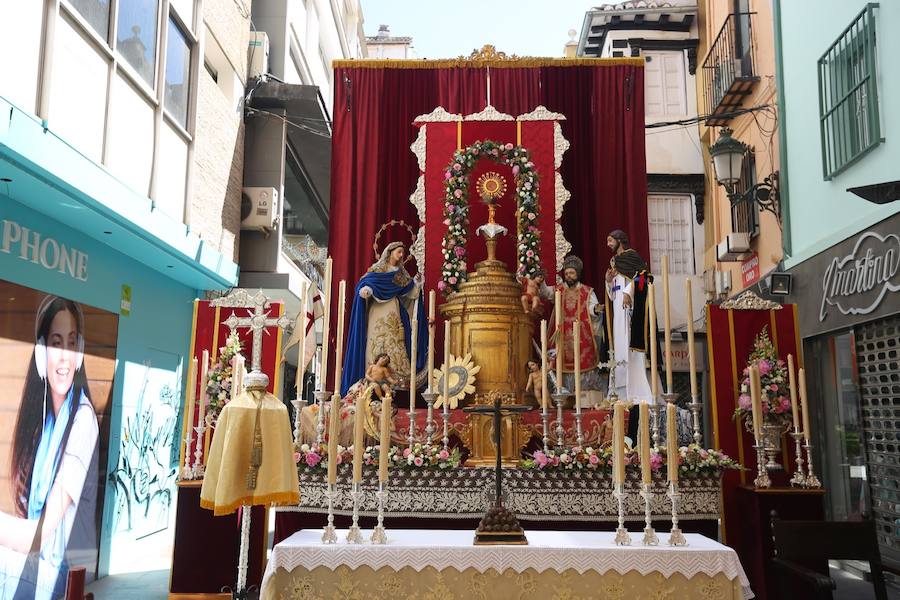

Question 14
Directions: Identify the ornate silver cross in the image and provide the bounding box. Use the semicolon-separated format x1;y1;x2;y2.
211;289;294;372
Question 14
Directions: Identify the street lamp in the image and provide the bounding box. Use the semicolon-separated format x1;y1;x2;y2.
708;127;781;223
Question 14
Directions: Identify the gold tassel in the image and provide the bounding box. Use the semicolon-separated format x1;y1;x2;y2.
247;391;264;490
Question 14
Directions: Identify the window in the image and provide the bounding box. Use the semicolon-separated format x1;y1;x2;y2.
818;4;881;180
68;0;111;39
645;51;687;117
648;194;695;275
730;149;759;238
165;16;191;127
116;0;159;86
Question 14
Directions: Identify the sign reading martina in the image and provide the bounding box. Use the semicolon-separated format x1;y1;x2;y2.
790;212;900;338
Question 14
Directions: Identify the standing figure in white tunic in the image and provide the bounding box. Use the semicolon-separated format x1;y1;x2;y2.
605;230;655;403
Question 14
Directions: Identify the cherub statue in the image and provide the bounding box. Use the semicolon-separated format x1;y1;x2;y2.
524;359;544;406
598;412;614;448
365;353;399;399
520;271;545;314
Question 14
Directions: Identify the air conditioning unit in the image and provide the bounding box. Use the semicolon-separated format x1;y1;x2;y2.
715;270;732;297
241;187;278;230
248;31;270;80
716;232;751;262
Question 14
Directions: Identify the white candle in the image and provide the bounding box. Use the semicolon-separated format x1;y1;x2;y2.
410;318;418;410
640;402;651;484
183;357;197;458
799;367;811;442
788;354;799;432
667;402;678;483
353;388;365;483
327;392;340;485
427;290;436;391
379;392;392;482
750;365;762;442
555;289;563;388
333;280;347;392
443;320;451;408
318;257;333;391
574;319;581;415
540;320;549;412
685;279;697;397
295;282;309;399
613;401;625;484
649;282;658;400
662;255;672;393
197;350;209;430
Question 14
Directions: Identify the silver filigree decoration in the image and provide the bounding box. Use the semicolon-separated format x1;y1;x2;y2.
556;222;572;272
414;106;463;123
554;122;570;170
411;225;426;277
410;126;427;172
210;288;268;309
409;175;426;222
516;105;567;121
464;104;514;121
720;290;783;311
555;172;570;221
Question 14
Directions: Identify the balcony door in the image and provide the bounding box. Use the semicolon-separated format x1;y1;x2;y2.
733;0;752;77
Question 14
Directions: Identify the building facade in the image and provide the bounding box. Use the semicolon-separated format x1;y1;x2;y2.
696;0;782;301
0;0;243;586
578;0;707;408
366;24;416;59
776;0;900;566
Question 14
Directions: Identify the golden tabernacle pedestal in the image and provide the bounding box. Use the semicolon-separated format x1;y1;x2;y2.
440;223;536;466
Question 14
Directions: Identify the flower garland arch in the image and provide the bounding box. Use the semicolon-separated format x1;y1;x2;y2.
439;140;541;295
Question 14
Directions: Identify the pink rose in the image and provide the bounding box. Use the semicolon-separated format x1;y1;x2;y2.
781;397;791;411
743;367;750;376
588;454;600;465
650;453;663;470
449;276;458;284
454;189;463;198
413;456;424;467
738;394;751;410
439;449;449;460
335;453;343;465
293;452;301;464
527;212;536;220
533;451;548;467
305;453;321;467
505;143;514;150
699;449;709;459
444;171;452;180
453;162;462;171
403;447;412;458
512;165;520;176
437;281;447;291
758;360;772;375
551;456;560;466
454;246;466;258
770;384;779;392
443;218;451;226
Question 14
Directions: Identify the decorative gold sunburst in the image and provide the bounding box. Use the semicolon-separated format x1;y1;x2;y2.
433;353;481;409
476;171;508;201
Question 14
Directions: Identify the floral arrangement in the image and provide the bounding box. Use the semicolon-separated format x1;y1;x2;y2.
204;331;243;425
735;326;792;428
439;140;540;295
294;442;462;472
520;444;741;476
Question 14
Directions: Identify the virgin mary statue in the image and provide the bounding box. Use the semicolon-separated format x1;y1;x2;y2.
340;242;428;396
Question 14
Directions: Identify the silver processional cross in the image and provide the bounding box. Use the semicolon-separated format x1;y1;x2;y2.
211;289;294;372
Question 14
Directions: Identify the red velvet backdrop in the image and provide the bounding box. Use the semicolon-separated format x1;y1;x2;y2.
706;303;802;550
328;61;648;363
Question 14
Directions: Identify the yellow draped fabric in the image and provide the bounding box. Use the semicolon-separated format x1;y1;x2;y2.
200;389;299;516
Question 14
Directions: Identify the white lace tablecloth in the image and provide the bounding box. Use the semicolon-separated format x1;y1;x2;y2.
263;529;753;599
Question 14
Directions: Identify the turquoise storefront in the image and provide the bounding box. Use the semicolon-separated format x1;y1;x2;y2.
0;94;237;589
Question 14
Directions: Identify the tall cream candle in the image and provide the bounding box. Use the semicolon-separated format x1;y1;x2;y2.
409;318;418;410
649;282;658;399
379;393;392;482
443;320;451;408
799;367;811;441
327;392;340;485
197;350;209;430
333;280;347;393
295;282;309;399
662;255;673;393
750;365;762;441
540;320;549;412
685;279;697;397
353;390;365;483
318;257;333;391
640;402;652;484
667;402;679;483
427;290;436;391
788;354;800;431
613;401;625;484
183;357;197;457
574;319;581;414
555;289;563;388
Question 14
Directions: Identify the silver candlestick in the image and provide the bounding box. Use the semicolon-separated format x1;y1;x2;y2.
666;482;688;546
442;394;451;451
753;441;772;488
552;392;568;450
291;398;306;447
803;439;822;488
181;424;195;480
321;484;338;544
689;393;703;446
789;430;807;487
314;390;330;448
574;410;584;448
422;391;437;449
541;403;551;452
407;407;417;448
346;483;364;543
613;483;631;546
370;482;388;544
191;424;206;479
640;482;659;545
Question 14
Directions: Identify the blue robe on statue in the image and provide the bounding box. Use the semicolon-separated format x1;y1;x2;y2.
341;269;429;397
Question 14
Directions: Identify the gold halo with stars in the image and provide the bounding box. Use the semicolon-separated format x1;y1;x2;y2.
475;171;508;201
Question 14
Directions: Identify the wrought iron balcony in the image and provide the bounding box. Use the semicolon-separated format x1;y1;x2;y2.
701;12;759;125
